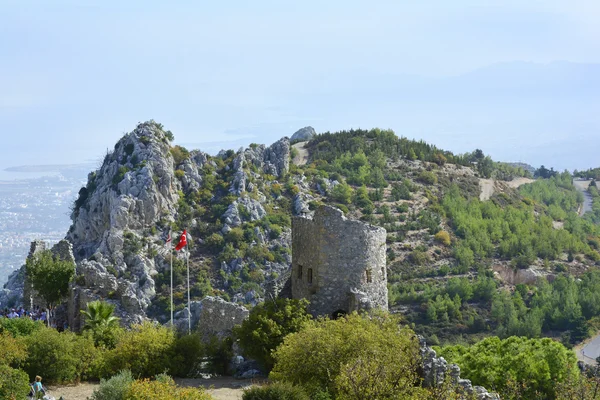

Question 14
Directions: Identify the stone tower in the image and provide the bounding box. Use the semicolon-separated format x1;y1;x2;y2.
292;205;388;317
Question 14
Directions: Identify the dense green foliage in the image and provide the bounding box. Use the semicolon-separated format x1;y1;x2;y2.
444;183;599;266
100;322;178;378
25;249;75;321
234;298;311;371
0;317;44;337
438;336;579;399
0;332;29;400
81;301;121;348
242;382;310;400
270;313;428;399
0;364;30;400
22;327;99;384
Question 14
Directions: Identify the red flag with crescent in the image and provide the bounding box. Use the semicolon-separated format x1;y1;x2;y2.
175;230;187;251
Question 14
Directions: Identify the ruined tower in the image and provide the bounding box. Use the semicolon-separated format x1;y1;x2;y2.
292;205;388;317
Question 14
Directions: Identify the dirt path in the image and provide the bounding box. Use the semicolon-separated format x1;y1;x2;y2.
49;377;255;400
292;141;309;166
47;382;98;400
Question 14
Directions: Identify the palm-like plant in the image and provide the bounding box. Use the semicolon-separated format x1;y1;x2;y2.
81;300;119;331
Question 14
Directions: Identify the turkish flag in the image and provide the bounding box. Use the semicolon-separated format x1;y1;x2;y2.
175;230;187;251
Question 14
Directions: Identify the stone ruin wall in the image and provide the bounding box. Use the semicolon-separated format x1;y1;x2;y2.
292;205;388;317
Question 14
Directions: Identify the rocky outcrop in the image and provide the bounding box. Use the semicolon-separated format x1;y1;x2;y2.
492;264;553;286
291;126;316;142
63;121;182;326
174;296;249;338
4;122;295;327
241;138;291;178
420;336;499;400
1;240;76;311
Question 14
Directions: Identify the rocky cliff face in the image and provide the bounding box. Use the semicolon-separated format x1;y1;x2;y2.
63;121;293;326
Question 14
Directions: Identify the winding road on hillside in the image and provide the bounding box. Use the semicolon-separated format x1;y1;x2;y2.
577;334;600;365
573;179;593;216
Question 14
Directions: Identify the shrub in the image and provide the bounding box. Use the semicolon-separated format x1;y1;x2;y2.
243;382;309;400
124;375;213;400
0;364;30;400
91;370;134;400
434;230;451;246
174;169;185;180
101;322;177;378
0;317;44;337
113;166;130;185
438;336;579;399
170;334;205;378
234;299;311;371
270;313;426;398
0;332;27;366
418;171;437;185
23;327;99;384
205;233;225;250
170;145;190;165
330;182;353;205
408;249;430;265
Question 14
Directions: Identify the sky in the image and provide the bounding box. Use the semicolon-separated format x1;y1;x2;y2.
1;0;599;171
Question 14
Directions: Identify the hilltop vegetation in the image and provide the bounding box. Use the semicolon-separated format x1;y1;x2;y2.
64;122;600;347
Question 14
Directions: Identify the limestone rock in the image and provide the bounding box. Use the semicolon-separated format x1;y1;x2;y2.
174;296;249;338
292;193;314;216
291;126;316;142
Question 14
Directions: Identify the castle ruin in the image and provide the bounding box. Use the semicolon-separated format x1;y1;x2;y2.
292;205;388;317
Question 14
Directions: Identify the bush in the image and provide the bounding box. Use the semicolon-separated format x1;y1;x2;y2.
170;334;205;378
0;316;44;337
418;171;438;185
0;364;30;400
270;313;426;398
438;336;579;399
23;327;99;384
174;169;185;180
330;182;353;205
101;322;177;378
434;230;451;246
243;382;309;400
125;375;213;400
91;370;134;400
170;145;190;165
0;331;27;365
234;299;311;371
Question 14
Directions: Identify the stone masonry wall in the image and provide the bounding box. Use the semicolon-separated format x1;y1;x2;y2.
292;205;388;317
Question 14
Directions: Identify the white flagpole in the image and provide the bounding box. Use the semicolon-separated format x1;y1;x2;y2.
187;242;191;335
170;232;173;328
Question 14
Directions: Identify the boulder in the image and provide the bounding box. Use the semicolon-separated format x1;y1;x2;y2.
291;126;316;142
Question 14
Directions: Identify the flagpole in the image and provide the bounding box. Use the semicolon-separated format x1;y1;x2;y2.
187;242;191;335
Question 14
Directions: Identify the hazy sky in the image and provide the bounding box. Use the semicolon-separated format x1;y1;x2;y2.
1;0;599;169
